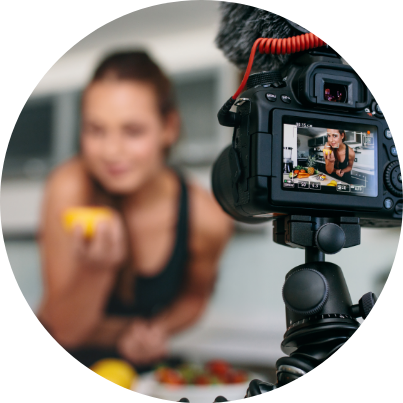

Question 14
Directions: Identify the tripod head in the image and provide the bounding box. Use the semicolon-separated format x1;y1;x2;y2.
274;215;375;317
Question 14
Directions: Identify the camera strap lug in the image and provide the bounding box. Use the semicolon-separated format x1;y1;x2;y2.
234;97;250;106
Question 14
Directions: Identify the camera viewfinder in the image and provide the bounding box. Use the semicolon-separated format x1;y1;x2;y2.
324;83;348;103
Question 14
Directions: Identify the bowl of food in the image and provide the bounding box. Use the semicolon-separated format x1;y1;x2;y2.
134;360;264;403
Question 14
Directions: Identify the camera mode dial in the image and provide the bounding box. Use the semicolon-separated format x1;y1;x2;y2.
384;161;402;197
246;71;285;89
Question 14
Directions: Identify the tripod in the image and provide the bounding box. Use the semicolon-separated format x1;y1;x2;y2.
180;215;377;402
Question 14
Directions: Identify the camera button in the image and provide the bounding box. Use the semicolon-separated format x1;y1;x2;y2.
281;95;291;104
390;146;398;157
395;202;403;215
266;93;277;102
384;198;394;210
384;129;392;140
372;100;384;118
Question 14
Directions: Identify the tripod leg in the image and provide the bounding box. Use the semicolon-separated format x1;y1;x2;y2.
275;355;316;385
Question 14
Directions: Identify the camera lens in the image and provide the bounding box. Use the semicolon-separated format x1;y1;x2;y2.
212;146;243;220
212;146;269;224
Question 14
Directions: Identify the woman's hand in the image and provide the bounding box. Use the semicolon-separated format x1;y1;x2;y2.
117;319;168;365
324;149;336;174
71;211;127;271
324;150;335;163
335;169;344;177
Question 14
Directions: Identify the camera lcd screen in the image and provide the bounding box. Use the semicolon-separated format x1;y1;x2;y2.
282;117;378;197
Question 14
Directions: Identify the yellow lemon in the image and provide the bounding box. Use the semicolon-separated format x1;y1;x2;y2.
63;207;112;239
91;358;137;389
323;148;332;156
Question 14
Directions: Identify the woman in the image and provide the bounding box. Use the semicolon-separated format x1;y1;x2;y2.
324;129;355;182
37;51;233;367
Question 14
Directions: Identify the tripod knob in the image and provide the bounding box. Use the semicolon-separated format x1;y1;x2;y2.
315;223;346;254
351;292;377;319
283;269;329;315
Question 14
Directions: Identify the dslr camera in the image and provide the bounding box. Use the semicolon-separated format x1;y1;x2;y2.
212;48;401;225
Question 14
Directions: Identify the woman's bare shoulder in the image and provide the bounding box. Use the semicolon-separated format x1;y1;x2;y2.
187;180;233;250
44;157;94;205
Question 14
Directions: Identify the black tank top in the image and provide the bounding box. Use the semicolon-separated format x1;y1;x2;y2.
106;174;189;318
333;144;352;182
66;174;189;368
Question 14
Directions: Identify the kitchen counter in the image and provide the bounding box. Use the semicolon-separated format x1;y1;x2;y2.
283;170;350;189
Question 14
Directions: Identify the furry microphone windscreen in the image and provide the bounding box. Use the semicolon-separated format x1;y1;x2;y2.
215;3;301;74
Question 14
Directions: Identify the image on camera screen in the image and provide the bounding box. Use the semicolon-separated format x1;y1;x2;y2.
282;118;378;197
324;83;348;103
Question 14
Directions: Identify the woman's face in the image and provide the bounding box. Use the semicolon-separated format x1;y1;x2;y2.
327;129;344;148
81;80;178;194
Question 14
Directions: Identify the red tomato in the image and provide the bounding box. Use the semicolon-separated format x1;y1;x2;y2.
194;374;211;385
157;368;185;385
228;370;248;384
206;360;231;376
166;372;185;386
217;373;231;384
294;170;300;174
155;367;169;383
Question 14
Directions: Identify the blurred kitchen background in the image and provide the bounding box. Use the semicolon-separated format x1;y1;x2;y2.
1;1;401;377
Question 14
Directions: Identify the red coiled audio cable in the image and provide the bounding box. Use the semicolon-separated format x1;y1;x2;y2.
232;33;326;99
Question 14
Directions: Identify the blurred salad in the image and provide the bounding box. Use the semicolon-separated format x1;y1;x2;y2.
155;360;249;386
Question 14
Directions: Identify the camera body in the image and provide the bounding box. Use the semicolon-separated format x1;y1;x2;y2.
212;51;402;224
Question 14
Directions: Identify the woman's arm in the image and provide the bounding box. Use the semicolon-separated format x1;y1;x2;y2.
81;316;132;348
324;143;336;174
151;238;227;335
37;159;127;349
